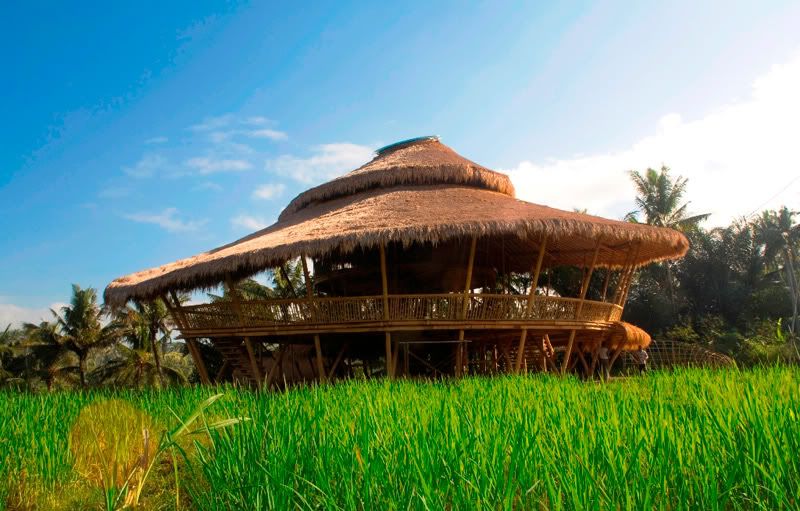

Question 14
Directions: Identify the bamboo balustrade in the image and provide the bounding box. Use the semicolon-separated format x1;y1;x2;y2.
175;293;624;337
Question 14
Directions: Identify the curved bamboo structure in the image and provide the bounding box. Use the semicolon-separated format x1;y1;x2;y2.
106;136;689;387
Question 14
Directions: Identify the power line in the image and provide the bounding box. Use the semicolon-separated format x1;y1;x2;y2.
745;173;800;219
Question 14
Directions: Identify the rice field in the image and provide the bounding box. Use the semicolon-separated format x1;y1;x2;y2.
1;367;799;510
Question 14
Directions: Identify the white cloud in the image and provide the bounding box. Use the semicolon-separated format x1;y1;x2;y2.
0;302;67;328
506;52;800;226
123;154;167;178
231;214;271;231
246;128;288;141
252;183;286;200
185;157;252;174
124;208;206;232
268;143;374;184
245;116;270;125
145;136;168;144
189;114;234;131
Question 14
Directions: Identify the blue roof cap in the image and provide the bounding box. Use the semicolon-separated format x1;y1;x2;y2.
376;136;440;156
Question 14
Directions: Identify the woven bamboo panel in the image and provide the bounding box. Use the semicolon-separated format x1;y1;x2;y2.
179;293;621;330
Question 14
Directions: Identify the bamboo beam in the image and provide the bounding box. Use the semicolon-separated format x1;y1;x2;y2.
226;280;263;389
264;346;286;389
392;339;400;376
455;236;478;377
300;255;313;298
279;265;299;298
187;339;211;385
562;240;602;374
314;334;326;383
514;330;528;374
379;244;393;378
215;360;231;382
618;244;642;307
516;235;548;373
327;343;347;381
601;269;611;302
461;236;478;319
456;330;465;377
163;293;211;385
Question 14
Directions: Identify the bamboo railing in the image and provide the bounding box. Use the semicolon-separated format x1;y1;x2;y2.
178;294;623;333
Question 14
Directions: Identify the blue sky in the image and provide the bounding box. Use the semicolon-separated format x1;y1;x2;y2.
2;1;800;323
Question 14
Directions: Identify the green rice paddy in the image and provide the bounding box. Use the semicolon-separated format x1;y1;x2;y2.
2;367;799;510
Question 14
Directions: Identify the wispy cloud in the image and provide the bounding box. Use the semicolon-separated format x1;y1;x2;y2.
246;128;288;141
506;52;800;226
268;143;374;184
185;157;252;174
189;114;235;132
124;208;206;232
252;183;286;200
123;154;167;178
231;214;271;231
190;115;286;142
145;136;168;144
244;116;270;125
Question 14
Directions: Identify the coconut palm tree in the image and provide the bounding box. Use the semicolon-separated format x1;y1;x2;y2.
91;344;188;387
115;299;174;386
21;320;80;390
755;207;800;338
53;284;120;386
626;166;710;230
626;166;709;313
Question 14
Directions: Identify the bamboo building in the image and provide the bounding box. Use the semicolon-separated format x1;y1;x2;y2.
105;136;689;387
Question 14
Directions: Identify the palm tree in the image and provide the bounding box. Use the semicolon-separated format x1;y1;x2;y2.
53;284;120;386
626;166;710;230
91;344;187;387
115;299;174;386
22;320;80;390
755;207;800;338
626;166;709;313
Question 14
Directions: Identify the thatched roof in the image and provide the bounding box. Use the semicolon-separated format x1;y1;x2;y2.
105;137;688;306
608;321;652;350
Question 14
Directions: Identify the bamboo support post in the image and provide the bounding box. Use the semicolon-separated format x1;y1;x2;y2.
456;236;478;377
515;235;548;373
279;265;299;298
215;360;230;382
379;244;394;378
327;343;347;381
300;255;313;298
314;335;326;383
264;346;286;389
164;292;210;385
226;280;263;389
561;239;601;374
187;339;211;385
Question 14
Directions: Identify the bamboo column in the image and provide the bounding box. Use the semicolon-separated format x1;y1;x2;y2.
225;281;263;389
379;243;394;379
457;236;478;377
515;234;548;373
300;255;326;383
164;292;210;385
561;239;602;374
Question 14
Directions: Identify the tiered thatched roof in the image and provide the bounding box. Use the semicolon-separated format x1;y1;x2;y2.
105;137;688;306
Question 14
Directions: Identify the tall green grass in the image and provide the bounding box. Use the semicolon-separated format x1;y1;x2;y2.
2;367;799;510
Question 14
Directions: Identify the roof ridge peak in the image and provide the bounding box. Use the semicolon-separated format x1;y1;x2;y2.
278;138;515;220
